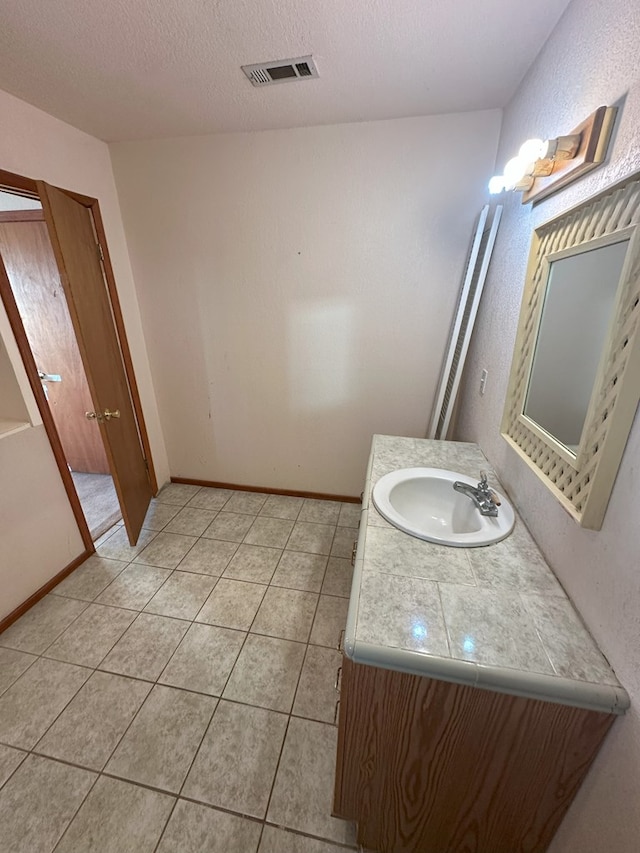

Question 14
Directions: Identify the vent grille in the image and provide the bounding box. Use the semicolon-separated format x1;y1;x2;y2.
242;55;319;87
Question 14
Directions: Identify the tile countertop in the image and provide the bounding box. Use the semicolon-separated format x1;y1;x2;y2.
344;435;630;715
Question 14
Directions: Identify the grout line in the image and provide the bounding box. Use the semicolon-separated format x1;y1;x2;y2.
151;794;179;853
50;762;102;853
261;821;359;850
261;549;331;824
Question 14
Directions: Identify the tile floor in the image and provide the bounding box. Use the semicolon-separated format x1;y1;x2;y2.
0;484;363;853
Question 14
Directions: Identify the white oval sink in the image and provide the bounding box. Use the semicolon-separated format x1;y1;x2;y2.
372;467;514;547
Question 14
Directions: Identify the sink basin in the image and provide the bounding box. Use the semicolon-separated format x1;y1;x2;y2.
372;467;514;547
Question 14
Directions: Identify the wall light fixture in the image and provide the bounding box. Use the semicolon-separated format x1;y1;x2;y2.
488;106;617;204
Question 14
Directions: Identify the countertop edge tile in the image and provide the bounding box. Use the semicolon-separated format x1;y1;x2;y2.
348;640;628;715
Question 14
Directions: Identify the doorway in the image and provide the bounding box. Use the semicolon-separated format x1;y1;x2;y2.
0;192;121;538
0;170;156;547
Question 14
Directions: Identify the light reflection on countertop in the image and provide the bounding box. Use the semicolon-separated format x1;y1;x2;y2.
344;435;629;715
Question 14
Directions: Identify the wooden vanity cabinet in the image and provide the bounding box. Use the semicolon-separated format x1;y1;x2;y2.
333;656;615;853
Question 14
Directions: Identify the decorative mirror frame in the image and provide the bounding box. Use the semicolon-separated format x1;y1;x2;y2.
501;170;640;529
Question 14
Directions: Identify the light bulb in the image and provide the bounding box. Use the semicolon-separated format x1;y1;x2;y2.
488;175;505;194
518;138;548;163
503;156;528;189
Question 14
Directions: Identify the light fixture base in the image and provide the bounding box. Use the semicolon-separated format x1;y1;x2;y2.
521;106;617;205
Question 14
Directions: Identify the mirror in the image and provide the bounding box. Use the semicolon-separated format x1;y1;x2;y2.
502;170;640;529
523;238;629;451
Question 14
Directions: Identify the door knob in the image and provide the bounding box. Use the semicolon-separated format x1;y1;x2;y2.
38;371;62;383
85;409;120;422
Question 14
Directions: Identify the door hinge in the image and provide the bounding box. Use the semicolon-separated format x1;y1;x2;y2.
97;242;105;263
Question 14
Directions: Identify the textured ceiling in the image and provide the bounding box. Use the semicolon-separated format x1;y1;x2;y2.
0;0;572;142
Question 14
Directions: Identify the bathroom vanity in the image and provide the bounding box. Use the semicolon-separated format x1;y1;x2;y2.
333;435;629;853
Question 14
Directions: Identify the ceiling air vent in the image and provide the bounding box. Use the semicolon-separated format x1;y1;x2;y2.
242;55;319;87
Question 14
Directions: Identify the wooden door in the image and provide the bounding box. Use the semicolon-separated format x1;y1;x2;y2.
37;181;152;544
0;217;109;473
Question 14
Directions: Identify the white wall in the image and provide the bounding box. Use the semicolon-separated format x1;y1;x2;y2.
455;0;640;849
0;88;169;620
111;111;501;495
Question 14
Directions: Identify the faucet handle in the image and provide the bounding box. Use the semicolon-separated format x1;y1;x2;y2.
478;471;501;506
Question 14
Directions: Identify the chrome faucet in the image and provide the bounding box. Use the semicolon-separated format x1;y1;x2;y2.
453;472;501;517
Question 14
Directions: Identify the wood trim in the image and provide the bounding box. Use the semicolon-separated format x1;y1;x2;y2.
170;476;361;503
0;549;92;634
0;210;45;223
0;168;158;506
0;250;95;552
89;200;158;494
0;255;94;550
0;169;38;196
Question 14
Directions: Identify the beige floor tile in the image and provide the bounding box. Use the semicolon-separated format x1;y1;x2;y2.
338;502;362;528
259;825;351;853
144;571;216;620
94;525;119;548
96;526;157;561
309;596;349;649
186;487;234;511
259;494;304;520
287;522;335;556
196;578;267;630
53;555;128;601
0;648;36;696
0;658;91;749
0;745;26;789
223;634;305;712
223;544;281;584
182;700;287;818
202;511;256;542
106;685;215;792
251;587;318;642
299;499;341;525
244;516;294;548
176;538;238;575
95;563;171;610
0;755;96;853
331;527;358;559
141;500;181;531
321;557;354;598
44;604;137;667
164;507;218;536
271;551;328;592
292;645;342;724
159;623;245;696
99;613;189;681
134;531;198;569
155;483;202;506
55;776;174;853
157;800;262;853
36;671;151;770
0;595;87;654
267;717;355;845
224;491;269;514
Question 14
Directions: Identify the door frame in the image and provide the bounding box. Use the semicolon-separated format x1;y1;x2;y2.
0;167;158;548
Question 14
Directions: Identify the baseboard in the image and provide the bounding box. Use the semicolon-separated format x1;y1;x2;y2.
0;549;94;634
170;476;361;504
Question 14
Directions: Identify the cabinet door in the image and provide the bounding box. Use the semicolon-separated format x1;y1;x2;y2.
333;658;614;853
332;654;352;819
